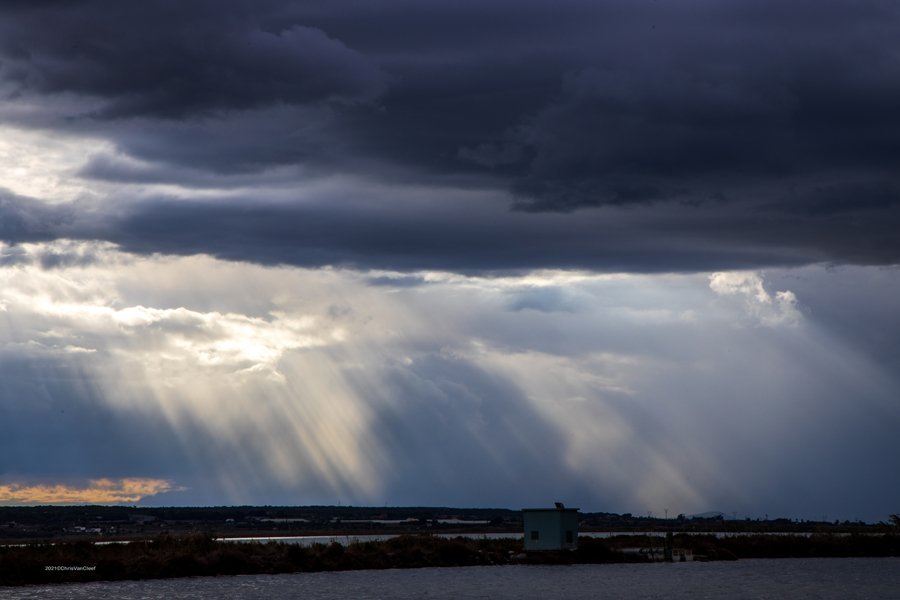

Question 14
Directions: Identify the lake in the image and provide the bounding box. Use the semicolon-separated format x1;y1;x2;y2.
213;531;838;547
3;557;898;599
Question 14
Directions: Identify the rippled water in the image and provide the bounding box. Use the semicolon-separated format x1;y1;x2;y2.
4;558;899;599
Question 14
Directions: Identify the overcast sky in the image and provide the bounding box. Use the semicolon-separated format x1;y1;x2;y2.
0;0;898;521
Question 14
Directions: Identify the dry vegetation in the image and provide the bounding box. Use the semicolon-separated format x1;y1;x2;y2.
1;532;898;586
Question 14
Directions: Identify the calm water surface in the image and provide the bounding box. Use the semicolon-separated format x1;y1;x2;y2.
4;558;899;599
215;531;834;546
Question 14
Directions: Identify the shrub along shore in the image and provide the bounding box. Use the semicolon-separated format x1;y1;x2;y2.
1;533;898;586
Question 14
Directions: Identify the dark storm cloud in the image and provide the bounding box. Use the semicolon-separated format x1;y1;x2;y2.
0;190;74;242
1;0;899;270
277;0;900;212
774;181;900;217
78;193;900;272
3;185;900;273
77;104;350;175
0;1;385;119
91;195;807;273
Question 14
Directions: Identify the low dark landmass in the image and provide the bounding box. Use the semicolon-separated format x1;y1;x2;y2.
1;506;898;586
2;532;899;586
0;505;892;543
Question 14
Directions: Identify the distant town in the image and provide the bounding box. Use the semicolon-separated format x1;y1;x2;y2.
1;505;894;543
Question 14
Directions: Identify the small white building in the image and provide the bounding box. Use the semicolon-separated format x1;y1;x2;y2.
522;503;579;551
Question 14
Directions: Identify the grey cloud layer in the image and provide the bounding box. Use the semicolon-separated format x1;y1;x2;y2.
1;0;899;270
0;1;385;118
3;188;899;273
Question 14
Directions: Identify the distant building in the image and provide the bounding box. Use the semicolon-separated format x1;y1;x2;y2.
522;503;579;551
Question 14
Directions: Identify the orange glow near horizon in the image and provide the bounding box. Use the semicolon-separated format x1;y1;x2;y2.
0;478;180;504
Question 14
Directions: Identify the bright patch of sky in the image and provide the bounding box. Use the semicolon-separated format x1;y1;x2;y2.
2;241;897;519
0;126;111;203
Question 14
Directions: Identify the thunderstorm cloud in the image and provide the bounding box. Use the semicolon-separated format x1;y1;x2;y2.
0;1;898;520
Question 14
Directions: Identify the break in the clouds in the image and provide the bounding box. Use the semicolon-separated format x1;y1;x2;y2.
0;479;178;505
0;2;899;521
1;242;898;519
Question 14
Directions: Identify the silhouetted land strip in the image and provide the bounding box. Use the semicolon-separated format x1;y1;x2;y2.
1;505;891;543
2;533;899;586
